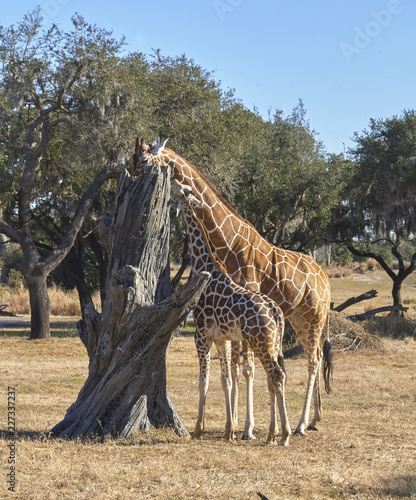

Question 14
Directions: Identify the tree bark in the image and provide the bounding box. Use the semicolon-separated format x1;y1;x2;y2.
51;166;210;439
26;273;52;339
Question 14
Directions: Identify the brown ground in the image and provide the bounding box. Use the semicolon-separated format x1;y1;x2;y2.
0;332;415;499
1;268;416;499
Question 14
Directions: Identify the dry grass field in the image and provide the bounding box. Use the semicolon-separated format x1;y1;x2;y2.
1;268;416;499
0;333;415;499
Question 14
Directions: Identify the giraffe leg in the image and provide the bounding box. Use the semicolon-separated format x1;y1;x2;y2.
216;340;236;441
266;376;278;445
194;331;212;439
289;314;323;436
256;346;291;446
230;341;240;429
295;360;319;436
308;354;323;431
242;342;256;440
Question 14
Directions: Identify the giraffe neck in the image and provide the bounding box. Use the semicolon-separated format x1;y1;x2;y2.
156;148;266;266
181;200;227;277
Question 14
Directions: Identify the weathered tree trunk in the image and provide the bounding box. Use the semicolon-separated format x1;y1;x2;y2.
51;166;210;439
347;304;408;321
332;289;378;313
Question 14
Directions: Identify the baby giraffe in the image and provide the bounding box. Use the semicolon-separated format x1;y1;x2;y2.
174;181;291;446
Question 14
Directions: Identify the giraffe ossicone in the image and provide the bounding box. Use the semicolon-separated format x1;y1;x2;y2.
174;180;291;445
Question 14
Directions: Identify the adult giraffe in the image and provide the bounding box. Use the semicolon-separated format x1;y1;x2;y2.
133;137;332;436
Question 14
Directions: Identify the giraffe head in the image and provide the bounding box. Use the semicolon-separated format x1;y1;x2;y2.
132;137;169;177
172;180;202;211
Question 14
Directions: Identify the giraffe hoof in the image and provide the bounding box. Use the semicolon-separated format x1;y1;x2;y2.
266;435;278;445
307;424;319;431
280;436;290;447
225;431;237;442
242;433;256;441
293;428;306;437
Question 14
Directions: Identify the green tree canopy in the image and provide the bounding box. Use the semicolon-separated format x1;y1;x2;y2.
0;9;127;338
234;101;348;251
328;109;416;308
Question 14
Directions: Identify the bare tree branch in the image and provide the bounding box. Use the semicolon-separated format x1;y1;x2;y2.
43;168;119;274
346;243;397;281
0;219;21;243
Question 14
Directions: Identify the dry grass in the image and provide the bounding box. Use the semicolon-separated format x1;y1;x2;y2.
326;259;384;279
325;264;354;279
0;334;415;499
0;285;101;316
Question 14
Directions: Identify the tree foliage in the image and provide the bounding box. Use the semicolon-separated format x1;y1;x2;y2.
234;101;348;250
4;9;413;330
328;110;416;307
0;9;125;337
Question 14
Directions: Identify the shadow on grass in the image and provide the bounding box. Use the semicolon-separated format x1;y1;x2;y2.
0;330;78;338
0;427;192;446
379;475;416;498
0;429;53;441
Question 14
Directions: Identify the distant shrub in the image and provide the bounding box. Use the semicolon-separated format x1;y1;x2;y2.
0;284;83;316
358;262;368;274
332;245;353;266
6;269;25;289
366;258;379;270
0;244;24;284
326;264;353;279
365;315;416;339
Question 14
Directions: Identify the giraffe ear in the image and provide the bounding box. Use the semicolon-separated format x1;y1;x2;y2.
151;138;168;154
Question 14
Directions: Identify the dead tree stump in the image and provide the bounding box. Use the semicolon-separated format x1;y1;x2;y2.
51;166;210;439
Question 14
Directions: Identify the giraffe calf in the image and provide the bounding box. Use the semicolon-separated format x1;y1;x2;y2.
175;181;291;446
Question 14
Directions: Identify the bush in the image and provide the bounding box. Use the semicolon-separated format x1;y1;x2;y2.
332;245;353;266
0;244;23;284
364;315;416;340
326;264;353;279
329;310;383;351
0;284;84;316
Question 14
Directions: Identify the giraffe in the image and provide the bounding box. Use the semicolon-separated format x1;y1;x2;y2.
133;137;333;437
173;180;290;445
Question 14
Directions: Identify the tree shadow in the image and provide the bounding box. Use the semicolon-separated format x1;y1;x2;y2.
379;475;416;498
0;429;53;441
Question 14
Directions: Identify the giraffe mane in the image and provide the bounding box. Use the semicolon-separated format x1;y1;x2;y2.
182;193;229;277
162;146;259;234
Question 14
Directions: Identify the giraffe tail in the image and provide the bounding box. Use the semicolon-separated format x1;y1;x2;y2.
278;353;286;376
272;302;286;376
322;313;333;394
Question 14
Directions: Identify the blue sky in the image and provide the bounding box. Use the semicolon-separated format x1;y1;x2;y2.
2;0;415;155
